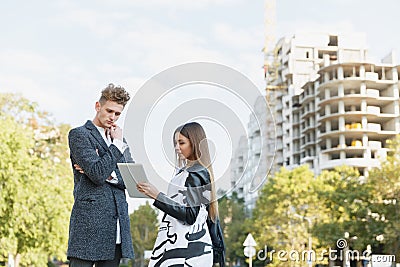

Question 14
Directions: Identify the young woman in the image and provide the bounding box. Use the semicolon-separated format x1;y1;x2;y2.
137;122;220;267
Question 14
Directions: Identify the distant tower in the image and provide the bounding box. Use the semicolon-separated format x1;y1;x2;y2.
263;0;284;174
263;0;276;81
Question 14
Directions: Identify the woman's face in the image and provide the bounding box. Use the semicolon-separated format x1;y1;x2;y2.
175;132;194;160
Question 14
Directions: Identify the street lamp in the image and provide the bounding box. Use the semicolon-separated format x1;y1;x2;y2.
294;213;313;267
243;233;257;267
343;232;358;267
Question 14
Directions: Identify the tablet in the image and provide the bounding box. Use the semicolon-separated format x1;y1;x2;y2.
117;163;150;198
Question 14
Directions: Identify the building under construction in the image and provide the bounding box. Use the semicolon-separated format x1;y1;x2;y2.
265;32;398;178
231;31;399;211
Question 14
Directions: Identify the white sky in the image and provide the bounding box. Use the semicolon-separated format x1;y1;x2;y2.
1;0;399;211
1;0;399;127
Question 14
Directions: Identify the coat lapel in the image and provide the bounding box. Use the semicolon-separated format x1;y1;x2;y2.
84;120;109;151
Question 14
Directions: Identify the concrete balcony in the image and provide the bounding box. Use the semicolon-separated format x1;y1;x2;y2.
301;124;316;134
300;155;315;164
301;141;316;149
318;129;397;139
318;111;396;124
319;158;380;169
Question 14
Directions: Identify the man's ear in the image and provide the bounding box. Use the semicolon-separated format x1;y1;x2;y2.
95;101;101;112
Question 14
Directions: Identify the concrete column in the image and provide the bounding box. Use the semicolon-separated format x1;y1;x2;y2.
325;88;330;99
394;98;399;116
361;100;367;113
326;138;332;149
338;83;344;97
326;120;331;131
362;134;369;147
324;54;330;67
338;66;344;80
325;104;331;116
362;116;368;130
324;72;330;83
339;101;345;114
339;116;345;131
364;148;371;159
360;82;366;95
360;65;365;78
392;67;398;82
340;134;346;146
393;85;399;99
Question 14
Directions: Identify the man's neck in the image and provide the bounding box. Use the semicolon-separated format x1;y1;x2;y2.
92;118;105;129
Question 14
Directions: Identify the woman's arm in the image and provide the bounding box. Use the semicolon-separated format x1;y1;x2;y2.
137;169;210;225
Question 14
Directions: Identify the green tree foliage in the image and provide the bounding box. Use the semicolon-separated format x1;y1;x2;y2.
245;148;400;266
251;165;327;267
315;162;399;259
314;166;373;251
367;137;400;259
219;192;247;266
0;93;73;266
130;202;158;267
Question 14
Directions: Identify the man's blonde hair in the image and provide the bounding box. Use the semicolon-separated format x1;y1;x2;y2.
99;83;130;107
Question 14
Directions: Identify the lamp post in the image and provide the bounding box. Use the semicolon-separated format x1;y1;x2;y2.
294;214;313;267
343;232;358;267
343;232;350;267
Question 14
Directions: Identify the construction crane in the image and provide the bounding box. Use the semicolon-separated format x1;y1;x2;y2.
262;0;286;93
262;0;276;82
262;0;286;175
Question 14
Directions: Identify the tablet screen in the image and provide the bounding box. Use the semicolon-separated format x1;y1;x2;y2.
117;163;150;198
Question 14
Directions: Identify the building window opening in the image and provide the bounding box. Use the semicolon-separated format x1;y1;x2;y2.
328;35;338;46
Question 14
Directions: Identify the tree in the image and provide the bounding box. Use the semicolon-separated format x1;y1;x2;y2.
219;192;248;267
367;136;400;259
130;202;158;267
0;93;73;266
251;165;327;267
314;166;373;252
313;162;399;264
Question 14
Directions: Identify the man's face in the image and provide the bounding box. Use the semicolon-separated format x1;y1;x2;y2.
93;100;124;128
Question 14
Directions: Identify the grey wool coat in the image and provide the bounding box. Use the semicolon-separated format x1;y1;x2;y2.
67;120;134;261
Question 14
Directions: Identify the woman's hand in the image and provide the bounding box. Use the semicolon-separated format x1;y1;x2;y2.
136;182;160;199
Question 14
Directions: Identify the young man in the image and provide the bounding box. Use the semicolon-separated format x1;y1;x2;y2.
67;84;134;267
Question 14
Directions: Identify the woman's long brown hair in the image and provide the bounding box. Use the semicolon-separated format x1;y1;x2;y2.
174;122;219;222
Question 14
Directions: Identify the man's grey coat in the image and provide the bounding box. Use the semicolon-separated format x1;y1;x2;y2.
67;120;134;261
